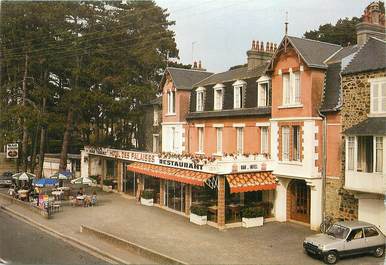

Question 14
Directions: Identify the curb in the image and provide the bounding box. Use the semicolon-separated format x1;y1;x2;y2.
0;204;127;265
80;225;188;265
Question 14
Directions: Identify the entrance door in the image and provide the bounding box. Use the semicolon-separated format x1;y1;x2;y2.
289;180;310;223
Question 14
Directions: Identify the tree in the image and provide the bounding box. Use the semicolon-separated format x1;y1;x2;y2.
304;17;361;46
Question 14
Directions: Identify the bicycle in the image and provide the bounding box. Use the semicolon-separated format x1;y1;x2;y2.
320;215;334;233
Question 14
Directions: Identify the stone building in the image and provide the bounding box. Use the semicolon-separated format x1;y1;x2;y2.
340;36;386;233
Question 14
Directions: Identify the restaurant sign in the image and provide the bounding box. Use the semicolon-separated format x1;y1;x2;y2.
6;143;19;159
159;159;204;170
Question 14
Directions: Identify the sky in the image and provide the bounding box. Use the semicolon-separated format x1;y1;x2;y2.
156;0;374;73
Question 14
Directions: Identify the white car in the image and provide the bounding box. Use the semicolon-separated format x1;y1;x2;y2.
303;221;385;264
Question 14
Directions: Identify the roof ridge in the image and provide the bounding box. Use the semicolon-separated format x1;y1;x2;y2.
341;38;370;74
288;35;342;47
167;67;212;73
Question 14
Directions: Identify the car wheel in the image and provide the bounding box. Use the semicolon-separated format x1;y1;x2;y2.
374;246;385;258
323;251;338;264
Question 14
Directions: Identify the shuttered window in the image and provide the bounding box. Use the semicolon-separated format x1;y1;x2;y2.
282;126;290;161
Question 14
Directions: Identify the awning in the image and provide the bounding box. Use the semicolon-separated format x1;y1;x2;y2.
127;162;215;186
226;172;277;193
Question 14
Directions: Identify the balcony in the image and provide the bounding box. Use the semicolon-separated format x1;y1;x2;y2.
345;170;385;195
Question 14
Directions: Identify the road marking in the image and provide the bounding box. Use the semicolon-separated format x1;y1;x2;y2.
0;257;7;264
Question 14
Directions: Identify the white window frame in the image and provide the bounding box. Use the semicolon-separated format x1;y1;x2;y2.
236;127;244;154
260;127;269;153
152;134;159;153
257;75;270;108
216;127;222;155
370;77;386;115
347;136;355;171
213;83;224;110
198;127;204;153
167;90;176;114
153;108;159;126
282;70;301;106
374;136;383;173
233;80;246;109
282;126;290;161
196;87;205;112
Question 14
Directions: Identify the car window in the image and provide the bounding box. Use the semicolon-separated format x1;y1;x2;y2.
326;224;350;239
347;228;364;240
364;227;379;237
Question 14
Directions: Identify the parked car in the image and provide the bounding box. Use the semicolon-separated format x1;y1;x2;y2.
0;171;13;187
303;221;385;264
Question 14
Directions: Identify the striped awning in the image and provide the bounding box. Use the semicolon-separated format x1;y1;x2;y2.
127;162;214;186
226;171;277;193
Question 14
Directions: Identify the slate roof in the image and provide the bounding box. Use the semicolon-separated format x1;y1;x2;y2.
325;45;359;64
320;62;342;112
160;67;213;91
186;107;271;120
342;37;386;75
287;36;341;69
194;63;268;87
344;117;386;135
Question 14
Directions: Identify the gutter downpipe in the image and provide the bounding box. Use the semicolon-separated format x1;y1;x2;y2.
318;109;327;221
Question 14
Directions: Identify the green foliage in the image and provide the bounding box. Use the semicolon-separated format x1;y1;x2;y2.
102;179;113;186
141;189;154;200
0;2;178;166
303;17;361;46
241;207;264;218
190;204;208;216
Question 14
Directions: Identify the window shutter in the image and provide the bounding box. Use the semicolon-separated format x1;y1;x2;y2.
294;72;300;103
381;83;386;112
372;83;379;113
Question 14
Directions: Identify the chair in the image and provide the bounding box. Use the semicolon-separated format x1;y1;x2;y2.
53;201;61;213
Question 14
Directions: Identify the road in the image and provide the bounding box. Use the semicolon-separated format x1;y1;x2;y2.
0;210;109;265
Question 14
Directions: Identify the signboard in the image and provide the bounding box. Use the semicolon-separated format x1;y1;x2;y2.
6;143;18;159
84;146;156;163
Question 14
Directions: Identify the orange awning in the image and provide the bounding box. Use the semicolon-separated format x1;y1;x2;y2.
226;171;277;193
127;162;214;186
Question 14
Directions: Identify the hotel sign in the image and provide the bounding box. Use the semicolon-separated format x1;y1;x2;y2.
84;146;156;163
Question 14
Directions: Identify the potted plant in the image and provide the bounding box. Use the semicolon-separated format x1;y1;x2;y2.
189;204;208;225
102;179;113;192
140;189;154;206
241;207;264;228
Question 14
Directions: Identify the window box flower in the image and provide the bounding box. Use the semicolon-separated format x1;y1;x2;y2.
141;189;154;206
189;205;208;225
241;207;264;228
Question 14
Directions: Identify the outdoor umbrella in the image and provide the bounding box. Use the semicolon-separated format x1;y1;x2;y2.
49;171;72;180
12;172;35;181
33;178;59;187
70;176;95;186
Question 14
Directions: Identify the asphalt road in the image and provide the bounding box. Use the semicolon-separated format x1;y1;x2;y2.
0;210;109;265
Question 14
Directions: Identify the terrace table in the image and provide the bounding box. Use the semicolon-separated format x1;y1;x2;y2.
227;204;241;222
208;205;218;222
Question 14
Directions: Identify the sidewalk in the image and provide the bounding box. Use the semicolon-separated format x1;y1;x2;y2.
1;190;383;265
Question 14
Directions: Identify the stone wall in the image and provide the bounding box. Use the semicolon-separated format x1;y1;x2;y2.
338;70;386;221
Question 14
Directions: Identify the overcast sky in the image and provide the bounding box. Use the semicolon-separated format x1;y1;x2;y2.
156;0;373;73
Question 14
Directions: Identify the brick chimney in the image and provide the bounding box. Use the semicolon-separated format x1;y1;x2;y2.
247;40;277;70
356;1;386;45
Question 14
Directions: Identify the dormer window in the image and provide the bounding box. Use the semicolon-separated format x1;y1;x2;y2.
257;75;270;107
233;80;246;109
282;70;300;106
196;87;205;112
370;77;386;115
213;84;224;110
